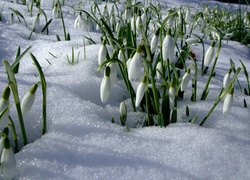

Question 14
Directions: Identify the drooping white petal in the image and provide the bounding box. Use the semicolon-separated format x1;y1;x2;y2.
162;34;175;62
150;35;159;54
223;93;233;116
223;72;230;88
156;61;163;80
128;52;143;81
98;45;107;65
180;69;191;91
136;81;146;107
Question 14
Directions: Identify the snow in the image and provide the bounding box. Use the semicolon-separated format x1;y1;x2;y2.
0;0;250;179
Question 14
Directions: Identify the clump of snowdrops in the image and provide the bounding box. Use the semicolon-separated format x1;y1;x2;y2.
0;48;47;179
78;0;249;128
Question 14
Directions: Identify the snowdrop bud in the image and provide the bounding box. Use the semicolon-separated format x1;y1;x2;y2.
136;75;147;107
223;87;234;116
150;28;160;54
162;28;175;62
223;69;231;88
100;66;111;103
21;83;38;117
128;45;143;81
119;101;127;126
204;41;216;67
180;68;191;91
185;37;200;45
33;13;40;32
124;7;132;21
10;13;14;25
0;87;10;129
115;20;121;33
169;80;175;110
98;39;107;65
0;137;17;180
118;50;125;62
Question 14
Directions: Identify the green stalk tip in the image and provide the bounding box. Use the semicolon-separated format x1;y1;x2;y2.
29;83;39;95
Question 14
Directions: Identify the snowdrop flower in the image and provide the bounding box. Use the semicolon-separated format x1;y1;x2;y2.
0;86;10;129
98;39;107;65
223;87;234;116
14;0;19;4
136;11;143;35
136;75;147;107
74;12;83;29
118;50;125;62
21;83;38;117
100;66;111;103
52;3;59;19
33;13;40;32
10;13;14;25
150;28;160;54
0;137;17;180
119;101;127;126
204;41;216;67
223;69;231;88
180;68;191;91
115;20;121;33
123;7;132;22
185;37;200;45
169;80;175;110
162;28;175;62
128;45;143;81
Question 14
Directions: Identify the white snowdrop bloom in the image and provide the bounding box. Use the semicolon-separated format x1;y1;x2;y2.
74;12;83;29
223;87;234;116
162;28;175;62
186;37;200;45
0;137;17;180
136;75;147;107
124;8;132;21
115;20;121;33
156;61;163;80
102;5;108;17
141;13;146;28
100;66;111;103
169;81;175;110
10;13;14;25
109;6;114;17
150;28;160;54
52;3;59;19
128;45;143;81
0;87;10;129
33;13;40;32
131;16;136;33
136;15;143;34
118;50;125;62
21;83;38;117
204;41;216;67
223;69;231;88
98;40;107;65
180;68;191;91
14;0;19;4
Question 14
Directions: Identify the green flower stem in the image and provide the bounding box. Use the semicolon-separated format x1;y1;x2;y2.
30;53;47;135
3;60;28;146
57;0;68;41
240;60;250;95
8;116;18;153
192;34;205;75
200;67;241;126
